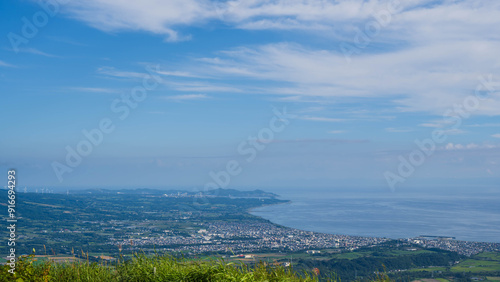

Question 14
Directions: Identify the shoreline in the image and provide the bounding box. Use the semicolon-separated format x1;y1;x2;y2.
245;196;500;245
246;199;292;214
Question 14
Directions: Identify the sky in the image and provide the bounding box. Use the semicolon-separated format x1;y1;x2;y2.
1;0;500;192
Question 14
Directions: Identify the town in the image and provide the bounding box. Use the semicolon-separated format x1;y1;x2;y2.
110;221;389;254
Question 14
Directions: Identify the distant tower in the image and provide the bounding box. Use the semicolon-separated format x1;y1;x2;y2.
67;190;69;195
24;187;27;193
36;189;38;193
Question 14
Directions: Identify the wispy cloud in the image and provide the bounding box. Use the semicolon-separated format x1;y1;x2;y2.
297;106;327;113
444;143;498;150
468;123;500;128
60;1;500;43
60;0;500;116
62;0;211;42
68;87;121;94
419;119;456;128
328;130;345;134
97;67;146;79
0;60;15;67
192;42;500;115
162;94;209;101
171;84;240;93
157;70;204;78
493;134;500;138
18;48;59;58
271;139;368;144
299;116;346;122
48;36;87;46
385;128;413;133
57;0;453;41
442;129;467;135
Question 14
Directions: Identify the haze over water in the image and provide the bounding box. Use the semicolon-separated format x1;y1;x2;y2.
250;187;500;243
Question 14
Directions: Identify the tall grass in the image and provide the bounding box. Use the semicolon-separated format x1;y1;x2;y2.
1;253;323;282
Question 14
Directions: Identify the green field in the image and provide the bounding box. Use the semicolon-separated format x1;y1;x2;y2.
410;252;500;274
452;259;500;272
477;253;500;261
408;267;447;272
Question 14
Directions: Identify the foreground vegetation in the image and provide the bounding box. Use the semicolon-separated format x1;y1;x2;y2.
1;253;329;282
4;249;500;281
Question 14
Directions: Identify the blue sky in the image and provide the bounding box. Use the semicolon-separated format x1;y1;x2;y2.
1;0;500;191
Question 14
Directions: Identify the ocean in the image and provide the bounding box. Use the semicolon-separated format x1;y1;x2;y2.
249;187;500;243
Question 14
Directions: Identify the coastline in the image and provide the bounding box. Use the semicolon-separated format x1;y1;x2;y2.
246;198;292;214
245;193;500;245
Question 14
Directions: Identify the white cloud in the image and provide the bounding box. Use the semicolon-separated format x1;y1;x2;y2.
156;70;204;78
62;0;212;41
0;60;15;67
297;106;327;113
62;0;500;115
236;18;330;31
300;116;345;122
328;130;345;134
493;134;500;138
69;87;121;94
17;48;59;57
60;0;500;42
147;111;167;115
169;83;241;93
442;129;467;135
445;143;464;150
162;94;209;101
190;41;500;114
419;123;442;128
467;123;500;128
444;143;497;150
385;128;413;133
97;67;146;79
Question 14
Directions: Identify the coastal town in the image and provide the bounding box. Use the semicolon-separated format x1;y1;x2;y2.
2;189;500;281
109;221;389;254
4;189;499;260
109;220;500;257
408;237;500;256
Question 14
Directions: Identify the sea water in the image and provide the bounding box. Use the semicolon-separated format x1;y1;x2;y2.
250;187;500;243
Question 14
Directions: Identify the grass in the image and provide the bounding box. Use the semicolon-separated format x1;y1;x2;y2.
1;253;325;282
476;253;500;261
409;252;500;274
387;250;433;256
412;279;450;282
407;267;448;273
451;259;500;273
329;251;368;260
